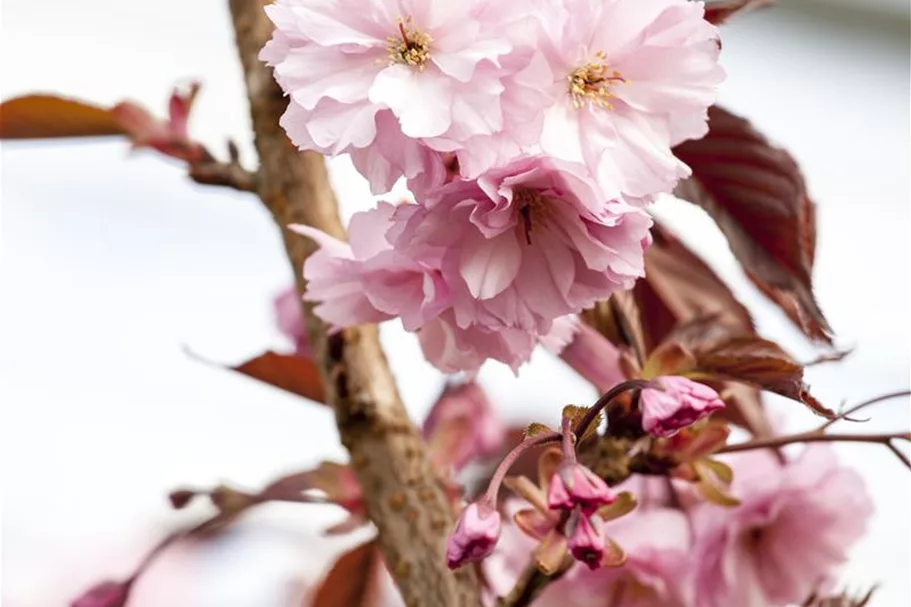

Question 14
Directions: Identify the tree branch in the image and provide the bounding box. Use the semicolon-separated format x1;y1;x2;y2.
497;566;564;607
719;430;911;467
226;1;479;605
188;159;258;192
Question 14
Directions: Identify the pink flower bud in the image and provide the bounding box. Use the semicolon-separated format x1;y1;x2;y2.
640;376;726;438
548;462;616;515
446;501;501;569
568;514;605;570
70;580;130;607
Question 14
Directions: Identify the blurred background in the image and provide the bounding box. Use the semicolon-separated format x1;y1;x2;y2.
1;0;909;605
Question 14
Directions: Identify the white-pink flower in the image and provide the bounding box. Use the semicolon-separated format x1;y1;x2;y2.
263;0;516;194
290;201;450;332
689;446;873;607
392;155;653;336
534;0;724;199
292;156;651;373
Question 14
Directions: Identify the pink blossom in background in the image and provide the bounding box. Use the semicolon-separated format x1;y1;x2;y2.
534;0;724;199
272;286;311;358
639;376;726;438
538;508;691;607
262;0;517;194
689;446;874;607
423;381;506;470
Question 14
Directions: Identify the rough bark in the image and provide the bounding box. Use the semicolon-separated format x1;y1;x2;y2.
227;1;480;604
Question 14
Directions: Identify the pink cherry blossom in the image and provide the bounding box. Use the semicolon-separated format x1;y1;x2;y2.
639;376;726;437
262;0;516;194
534;0;724;199
417;310;541;373
392;156;653;337
293;157;651;373
689;446;874;607
290;201;450;332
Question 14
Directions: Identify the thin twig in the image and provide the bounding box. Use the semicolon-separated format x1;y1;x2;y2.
188;159;258;191
497;564;567;607
719;430;911;454
817;390;911;431
885;441;911;471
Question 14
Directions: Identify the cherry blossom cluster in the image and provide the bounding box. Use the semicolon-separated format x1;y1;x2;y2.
446;376;726;571
492;445;872;607
263;0;723;372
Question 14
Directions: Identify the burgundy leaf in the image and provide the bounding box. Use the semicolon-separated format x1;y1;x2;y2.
704;0;775;24
694;336;835;418
310;541;381;607
233;351;325;403
674;106;832;344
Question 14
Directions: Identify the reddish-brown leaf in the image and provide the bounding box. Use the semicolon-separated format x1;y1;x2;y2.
673;106;832;344
694;336;834;418
310;541;381;607
635;223;754;352
704;0;775;24
0;95;127;139
234;351;325;403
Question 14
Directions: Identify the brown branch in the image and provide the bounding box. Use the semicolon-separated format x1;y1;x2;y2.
497;566;565;607
226;1;479;605
719;430;911;456
188;159;258;192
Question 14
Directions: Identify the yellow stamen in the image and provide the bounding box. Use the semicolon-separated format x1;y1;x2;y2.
386;16;432;69
568;51;626;110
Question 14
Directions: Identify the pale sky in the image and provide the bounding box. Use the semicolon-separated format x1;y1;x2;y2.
1;2;909;606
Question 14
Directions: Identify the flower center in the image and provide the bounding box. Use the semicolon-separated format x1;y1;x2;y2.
387;17;432;69
515;188;550;245
568;51;626;110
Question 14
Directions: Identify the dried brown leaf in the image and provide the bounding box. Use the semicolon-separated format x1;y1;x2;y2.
0;94;127;139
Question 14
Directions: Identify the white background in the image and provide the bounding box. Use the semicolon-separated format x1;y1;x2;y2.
1;1;909;605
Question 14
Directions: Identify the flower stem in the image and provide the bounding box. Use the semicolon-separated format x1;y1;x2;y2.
485;432;561;504
574;379;652;440
561;416;576;461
